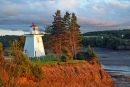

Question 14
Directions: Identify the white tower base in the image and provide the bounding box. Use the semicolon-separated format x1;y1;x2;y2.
23;34;45;57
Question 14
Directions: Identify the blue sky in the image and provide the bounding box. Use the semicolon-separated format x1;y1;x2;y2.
0;0;130;35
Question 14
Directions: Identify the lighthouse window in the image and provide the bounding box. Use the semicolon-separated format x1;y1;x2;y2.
33;27;35;30
37;37;39;43
25;49;28;54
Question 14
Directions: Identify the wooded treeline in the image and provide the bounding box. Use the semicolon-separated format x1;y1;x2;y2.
1;29;130;51
81;29;130;50
0;35;25;49
83;29;130;39
0;35;19;47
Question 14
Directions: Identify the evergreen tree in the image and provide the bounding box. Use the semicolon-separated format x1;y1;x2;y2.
48;10;66;55
51;10;65;35
69;13;81;59
62;11;73;59
63;11;71;30
63;12;82;59
44;25;52;34
47;10;81;60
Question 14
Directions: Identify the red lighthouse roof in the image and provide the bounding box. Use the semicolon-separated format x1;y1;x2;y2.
30;23;38;28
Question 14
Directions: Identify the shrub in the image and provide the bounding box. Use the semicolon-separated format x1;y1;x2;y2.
85;45;98;60
0;77;5;87
44;54;60;61
76;45;98;61
76;52;86;60
61;54;69;62
0;43;4;64
0;40;44;86
8;40;44;80
31;65;44;81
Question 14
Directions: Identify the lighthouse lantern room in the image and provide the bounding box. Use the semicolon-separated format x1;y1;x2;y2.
23;23;45;57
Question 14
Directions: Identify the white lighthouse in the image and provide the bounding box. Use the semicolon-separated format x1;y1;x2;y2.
23;23;45;57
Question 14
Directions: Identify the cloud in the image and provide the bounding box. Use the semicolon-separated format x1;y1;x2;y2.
77;0;130;28
78;16;121;27
1;4;19;16
0;0;130;33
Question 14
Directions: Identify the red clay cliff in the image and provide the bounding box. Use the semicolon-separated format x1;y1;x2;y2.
17;60;115;87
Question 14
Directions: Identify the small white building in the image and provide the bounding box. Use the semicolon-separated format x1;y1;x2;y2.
23;23;45;57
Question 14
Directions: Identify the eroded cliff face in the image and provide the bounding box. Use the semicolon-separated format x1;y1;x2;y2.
39;60;115;87
17;60;115;87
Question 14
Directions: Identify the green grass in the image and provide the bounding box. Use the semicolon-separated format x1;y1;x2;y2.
30;55;86;65
81;36;98;38
30;56;61;65
67;60;85;63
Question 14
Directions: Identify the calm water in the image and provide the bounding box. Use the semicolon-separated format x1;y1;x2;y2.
102;64;130;79
94;48;130;87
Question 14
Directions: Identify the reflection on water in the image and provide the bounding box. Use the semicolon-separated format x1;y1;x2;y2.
102;65;130;76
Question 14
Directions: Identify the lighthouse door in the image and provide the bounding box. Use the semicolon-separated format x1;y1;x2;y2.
35;51;36;57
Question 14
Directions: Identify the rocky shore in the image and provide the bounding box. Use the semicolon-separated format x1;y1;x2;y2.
109;73;130;87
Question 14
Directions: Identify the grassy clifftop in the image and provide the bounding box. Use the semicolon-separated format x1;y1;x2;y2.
14;60;115;87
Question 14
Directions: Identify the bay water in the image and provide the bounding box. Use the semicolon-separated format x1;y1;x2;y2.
94;48;130;87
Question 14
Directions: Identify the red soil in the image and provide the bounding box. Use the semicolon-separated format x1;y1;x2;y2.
12;60;115;87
